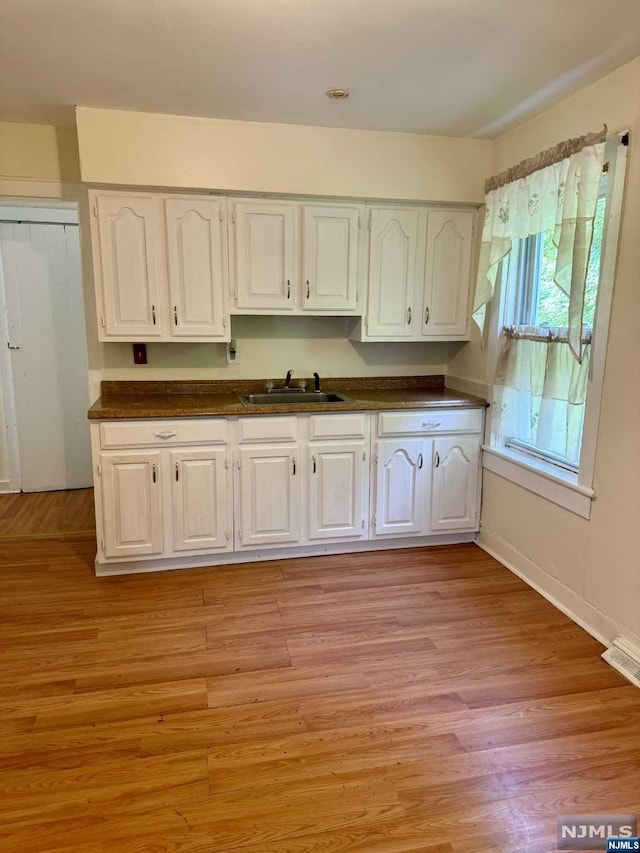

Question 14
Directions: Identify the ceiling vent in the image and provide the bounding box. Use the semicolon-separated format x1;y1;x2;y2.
602;637;640;688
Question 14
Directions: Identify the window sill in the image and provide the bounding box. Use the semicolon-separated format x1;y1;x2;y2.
481;445;595;519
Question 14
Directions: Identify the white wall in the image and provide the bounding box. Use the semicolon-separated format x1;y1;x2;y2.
75;107;492;203
451;57;640;646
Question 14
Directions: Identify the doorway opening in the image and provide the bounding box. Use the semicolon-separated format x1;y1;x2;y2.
0;201;92;494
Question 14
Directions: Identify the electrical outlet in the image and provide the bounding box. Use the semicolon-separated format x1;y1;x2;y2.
132;343;147;364
226;338;239;365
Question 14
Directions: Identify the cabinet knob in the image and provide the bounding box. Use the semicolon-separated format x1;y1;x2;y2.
417;453;423;470
155;431;177;440
286;280;291;299
435;451;441;468
422;421;441;430
174;306;178;326
407;307;412;325
306;280;310;299
312;455;317;474
424;306;430;326
152;305;157;325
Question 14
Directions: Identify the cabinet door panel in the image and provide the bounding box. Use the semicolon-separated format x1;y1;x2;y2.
308;443;366;540
375;438;427;536
422;210;473;338
101;451;163;558
238;447;299;547
231;201;296;310
303;205;360;312
171;449;231;552
166;198;228;338
367;209;419;338
430;436;479;532
96;195;164;338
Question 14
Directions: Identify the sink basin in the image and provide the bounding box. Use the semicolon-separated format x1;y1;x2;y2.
239;391;351;405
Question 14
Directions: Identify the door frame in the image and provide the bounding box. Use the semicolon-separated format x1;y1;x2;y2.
0;202;81;493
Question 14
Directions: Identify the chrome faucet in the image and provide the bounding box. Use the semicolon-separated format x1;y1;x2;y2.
283;369;294;388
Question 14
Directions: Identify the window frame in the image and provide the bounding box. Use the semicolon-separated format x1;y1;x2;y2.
482;135;628;519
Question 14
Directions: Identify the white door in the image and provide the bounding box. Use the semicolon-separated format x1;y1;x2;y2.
0;218;92;491
375;438;427;536
430;436;480;532
95;193;164;337
422;210;473;338
171;448;231;552
308;442;366;540
230;200;296;310
101;451;163;558
165;197;228;339
302;205;361;312
237;446;300;547
366;208;419;338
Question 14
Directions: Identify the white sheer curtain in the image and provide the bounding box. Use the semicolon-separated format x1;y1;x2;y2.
491;327;591;465
473;132;605;362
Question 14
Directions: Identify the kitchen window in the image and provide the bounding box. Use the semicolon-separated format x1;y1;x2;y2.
482;134;628;517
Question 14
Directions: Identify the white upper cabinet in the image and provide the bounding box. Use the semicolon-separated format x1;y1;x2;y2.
94;193;165;339
302;204;362;313
422;210;473;339
91;190;229;342
430;435;480;532
165;197;228;339
229;199;296;311
363;208;420;338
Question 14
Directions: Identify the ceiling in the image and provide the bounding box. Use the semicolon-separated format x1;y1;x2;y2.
2;0;640;137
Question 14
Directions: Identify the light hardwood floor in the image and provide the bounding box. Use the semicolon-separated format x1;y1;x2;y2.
0;488;95;536
0;516;638;851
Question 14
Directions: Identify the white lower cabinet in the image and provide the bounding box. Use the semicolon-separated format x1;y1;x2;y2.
101;451;163;558
308;442;368;540
430;436;480;532
236;446;300;548
374;438;428;537
171;449;232;552
93;408;483;572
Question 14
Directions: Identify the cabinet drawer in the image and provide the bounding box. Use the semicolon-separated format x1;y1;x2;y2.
100;419;228;449
378;409;483;436
238;416;298;443
309;414;368;441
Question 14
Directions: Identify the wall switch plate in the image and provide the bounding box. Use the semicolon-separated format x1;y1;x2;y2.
132;343;147;364
226;338;239;365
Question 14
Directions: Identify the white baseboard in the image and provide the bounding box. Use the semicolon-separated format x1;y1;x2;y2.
479;526;640;649
95;532;477;577
0;479;15;494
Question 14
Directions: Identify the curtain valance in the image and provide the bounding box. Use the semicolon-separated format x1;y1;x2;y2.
472;129;606;362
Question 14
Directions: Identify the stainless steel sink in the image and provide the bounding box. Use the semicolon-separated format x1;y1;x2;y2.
239;391;351;405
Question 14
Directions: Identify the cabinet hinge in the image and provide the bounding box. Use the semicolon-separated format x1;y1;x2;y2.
100;317;106;328
372;514;377;526
100;539;105;551
356;290;359;303
237;456;241;469
362;449;367;462
233;290;238;302
238;528;242;540
362;517;366;529
92;204;98;218
358;215;362;229
219;210;224;222
373;450;378;463
367;213;372;231
226;529;231;541
223;316;228;328
231;212;236;224
96;463;102;476
365;317;369;332
225;456;230;469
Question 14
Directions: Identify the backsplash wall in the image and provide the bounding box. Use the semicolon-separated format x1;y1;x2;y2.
93;315;450;398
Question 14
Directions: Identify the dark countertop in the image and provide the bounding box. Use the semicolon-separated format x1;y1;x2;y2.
88;376;488;420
